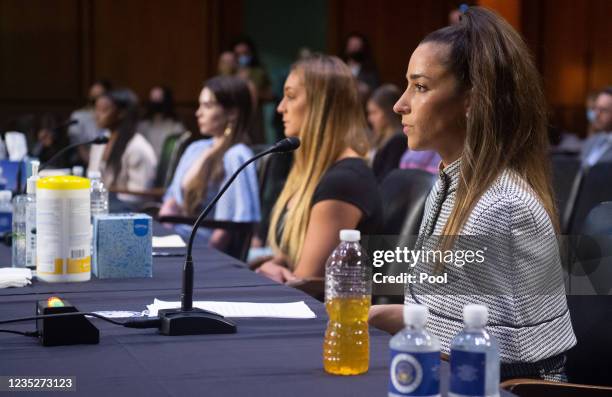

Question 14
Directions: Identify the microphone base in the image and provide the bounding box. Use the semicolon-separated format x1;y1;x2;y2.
158;308;237;336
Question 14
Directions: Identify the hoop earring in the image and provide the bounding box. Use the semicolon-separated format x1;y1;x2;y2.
223;124;232;137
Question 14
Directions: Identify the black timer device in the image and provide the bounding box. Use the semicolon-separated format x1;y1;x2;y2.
36;297;99;346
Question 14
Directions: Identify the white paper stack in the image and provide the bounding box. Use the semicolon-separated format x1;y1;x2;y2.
152;235;186;248
147;299;316;319
0;267;33;288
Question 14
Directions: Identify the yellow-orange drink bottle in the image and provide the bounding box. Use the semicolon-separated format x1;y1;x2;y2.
323;229;371;375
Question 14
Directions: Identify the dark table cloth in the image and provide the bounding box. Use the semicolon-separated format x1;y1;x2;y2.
0;240;514;396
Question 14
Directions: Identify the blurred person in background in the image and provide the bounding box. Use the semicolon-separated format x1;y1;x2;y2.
68;79;112;166
581;87;612;166
89;89;157;203
342;32;380;99
159;76;260;249
585;91;599;137
138;86;185;159
367;84;407;181
31;113;70;168
233;36;272;144
218;51;238;76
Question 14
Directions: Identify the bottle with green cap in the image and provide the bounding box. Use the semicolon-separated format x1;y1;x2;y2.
323;229;371;375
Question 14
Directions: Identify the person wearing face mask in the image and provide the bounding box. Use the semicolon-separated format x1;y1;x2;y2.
368;7;576;381
342;33;380;99
138;86;185;159
254;54;382;284
88;89;157;204
581;87;612;166
232;37;272;144
68;79;112;166
159;76;260;249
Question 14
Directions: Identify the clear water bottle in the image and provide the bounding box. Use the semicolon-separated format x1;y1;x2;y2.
25;160;39;269
88;170;109;219
450;305;500;397
11;195;27;268
0;167;7;190
0;190;13;234
323;229;371;375
389;304;440;397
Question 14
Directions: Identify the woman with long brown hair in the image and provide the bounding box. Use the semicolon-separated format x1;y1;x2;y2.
255;54;382;283
369;7;575;381
159;76;260;249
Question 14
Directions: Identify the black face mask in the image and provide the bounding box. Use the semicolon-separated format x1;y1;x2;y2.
346;50;366;63
147;102;165;115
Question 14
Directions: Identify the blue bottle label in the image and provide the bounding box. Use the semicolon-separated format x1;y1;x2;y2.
450;349;486;396
133;219;149;237
389;350;440;396
0;211;12;233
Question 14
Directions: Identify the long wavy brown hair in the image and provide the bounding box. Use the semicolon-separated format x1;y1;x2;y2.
267;55;369;265
423;6;558;238
182;76;252;215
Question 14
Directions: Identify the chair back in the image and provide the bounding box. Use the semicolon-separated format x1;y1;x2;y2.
154;133;181;188
565;202;612;386
373;169;435;304
565;162;612;235
379;168;436;235
256;151;292;240
551;154;581;231
157;216;254;261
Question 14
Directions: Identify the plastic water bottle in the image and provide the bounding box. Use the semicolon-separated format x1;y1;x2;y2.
389;304;440;397
88;170;109;219
450;305;500;397
323;229;371;375
0;167;7;190
0;190;13;233
11;195;27;268
25;160;39;269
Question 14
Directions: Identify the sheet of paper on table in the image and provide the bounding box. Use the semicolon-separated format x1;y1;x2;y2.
152;234;186;248
147;299;316;319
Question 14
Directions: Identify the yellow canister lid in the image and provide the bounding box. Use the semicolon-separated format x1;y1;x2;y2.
37;175;91;190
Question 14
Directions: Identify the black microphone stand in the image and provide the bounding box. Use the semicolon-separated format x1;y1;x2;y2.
158;138;300;336
39;135;109;172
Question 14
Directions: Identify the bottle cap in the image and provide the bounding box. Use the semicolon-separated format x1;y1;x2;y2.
403;304;428;327
463;304;488;328
72;166;84;177
0;190;12;201
339;229;360;242
26;160;40;194
87;170;101;179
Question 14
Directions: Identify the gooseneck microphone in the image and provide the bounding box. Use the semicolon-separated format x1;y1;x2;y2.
39;132;109;172
158;136;300;336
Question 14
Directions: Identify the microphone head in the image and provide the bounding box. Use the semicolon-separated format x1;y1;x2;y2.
271;137;300;153
92;136;110;144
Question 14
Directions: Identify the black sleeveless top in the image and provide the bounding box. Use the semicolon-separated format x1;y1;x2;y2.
276;157;382;242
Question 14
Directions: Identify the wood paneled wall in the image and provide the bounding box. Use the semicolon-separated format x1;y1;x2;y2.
0;0;243;134
328;0;611;135
1;0;609;137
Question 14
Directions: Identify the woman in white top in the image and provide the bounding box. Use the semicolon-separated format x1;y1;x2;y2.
89;89;157;203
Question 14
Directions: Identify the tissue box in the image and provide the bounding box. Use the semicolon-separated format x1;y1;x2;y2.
92;213;152;279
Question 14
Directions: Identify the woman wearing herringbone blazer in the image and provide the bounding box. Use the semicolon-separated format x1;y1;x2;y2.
368;7;576;381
